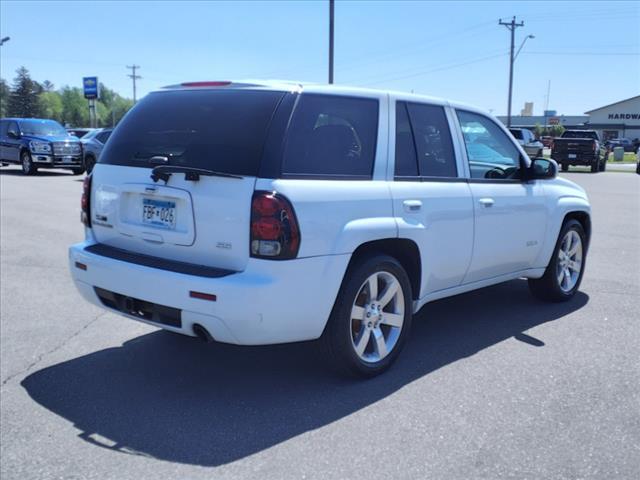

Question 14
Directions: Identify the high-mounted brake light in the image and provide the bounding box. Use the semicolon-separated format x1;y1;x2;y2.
181;81;231;87
250;191;300;260
81;174;92;227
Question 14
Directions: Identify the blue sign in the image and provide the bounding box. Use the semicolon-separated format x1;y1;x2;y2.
83;76;99;99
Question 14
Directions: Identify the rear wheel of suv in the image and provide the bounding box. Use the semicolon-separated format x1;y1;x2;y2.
321;254;413;378
21;151;37;176
528;219;586;302
591;160;599;173
70;167;86;175
561;163;569;172
84;154;96;174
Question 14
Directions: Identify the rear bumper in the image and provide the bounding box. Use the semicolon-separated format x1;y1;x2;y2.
552;153;599;165
69;241;350;345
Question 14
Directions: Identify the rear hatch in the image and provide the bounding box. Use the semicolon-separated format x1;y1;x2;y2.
90;87;286;271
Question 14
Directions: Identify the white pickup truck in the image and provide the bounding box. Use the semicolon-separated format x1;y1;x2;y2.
69;81;591;377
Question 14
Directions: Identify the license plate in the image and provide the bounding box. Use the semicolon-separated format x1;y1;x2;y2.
142;198;176;229
568;154;577;159
62;156;73;163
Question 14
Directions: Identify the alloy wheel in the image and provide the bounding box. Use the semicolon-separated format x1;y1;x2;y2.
350;271;405;363
557;230;583;292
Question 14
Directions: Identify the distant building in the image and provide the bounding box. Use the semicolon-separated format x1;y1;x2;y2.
584;95;640;141
497;95;640;140
520;102;533;116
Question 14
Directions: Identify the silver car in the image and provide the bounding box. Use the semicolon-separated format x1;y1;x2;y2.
81;128;112;174
509;128;544;158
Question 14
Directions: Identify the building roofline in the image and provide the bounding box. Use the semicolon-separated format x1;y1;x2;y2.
584;95;640;114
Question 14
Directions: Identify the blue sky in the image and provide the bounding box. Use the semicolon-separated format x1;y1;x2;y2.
1;0;638;115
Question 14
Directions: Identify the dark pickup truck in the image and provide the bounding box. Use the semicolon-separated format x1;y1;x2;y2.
552;130;607;173
0;118;84;175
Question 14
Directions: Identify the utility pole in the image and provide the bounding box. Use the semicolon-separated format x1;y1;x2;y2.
544;79;551;134
126;65;141;103
499;16;524;127
328;0;334;84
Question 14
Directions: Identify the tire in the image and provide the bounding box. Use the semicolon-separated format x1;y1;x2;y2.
21;151;37;175
590;161;598;173
599;158;607;171
528;219;587;302
84;155;96;174
321;254;413;378
561;163;569;172
71;167;86;175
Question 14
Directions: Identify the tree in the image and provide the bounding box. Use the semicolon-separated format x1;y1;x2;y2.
60;87;89;127
7;67;42;117
42;80;55;92
550;124;565;137
534;122;543;138
39;91;63;121
0;78;9;117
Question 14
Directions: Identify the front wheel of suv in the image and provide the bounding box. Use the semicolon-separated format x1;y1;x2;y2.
21;151;37;175
528;219;587;302
321;254;413;378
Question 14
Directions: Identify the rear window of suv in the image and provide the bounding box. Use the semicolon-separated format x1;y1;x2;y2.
281;94;379;179
98;89;285;176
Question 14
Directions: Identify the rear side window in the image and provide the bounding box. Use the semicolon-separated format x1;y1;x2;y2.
394;102;457;178
281;94;378;179
99;89;284;176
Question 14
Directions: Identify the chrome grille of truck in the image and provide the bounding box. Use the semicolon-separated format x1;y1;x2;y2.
53;142;81;156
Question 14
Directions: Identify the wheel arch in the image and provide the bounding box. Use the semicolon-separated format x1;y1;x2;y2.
345;238;421;300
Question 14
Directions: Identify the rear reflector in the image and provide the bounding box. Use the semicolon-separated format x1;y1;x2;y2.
181;81;231;87
75;262;87;271
189;291;217;302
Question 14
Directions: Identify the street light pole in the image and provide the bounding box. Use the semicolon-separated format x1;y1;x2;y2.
0;36;10;46
499;17;524;127
515;34;535;61
329;0;334;84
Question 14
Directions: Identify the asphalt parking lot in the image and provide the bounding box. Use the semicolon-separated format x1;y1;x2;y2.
1;166;639;479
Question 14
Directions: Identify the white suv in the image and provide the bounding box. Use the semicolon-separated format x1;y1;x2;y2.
69;81;591;377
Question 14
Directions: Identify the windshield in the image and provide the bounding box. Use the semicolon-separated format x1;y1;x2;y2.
562;130;597;139
99;89;284;176
20;119;69;137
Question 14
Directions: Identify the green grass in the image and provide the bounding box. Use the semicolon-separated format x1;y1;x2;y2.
610;152;639;164
543;151;638;163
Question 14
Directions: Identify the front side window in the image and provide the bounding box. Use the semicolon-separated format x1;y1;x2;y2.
7;122;19;137
282;94;378;178
457;110;522;180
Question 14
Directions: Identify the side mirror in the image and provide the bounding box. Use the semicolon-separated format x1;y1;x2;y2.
528;157;557;180
8;130;20;139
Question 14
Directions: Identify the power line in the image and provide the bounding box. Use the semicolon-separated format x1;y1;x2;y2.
126;64;141;103
361;51;508;86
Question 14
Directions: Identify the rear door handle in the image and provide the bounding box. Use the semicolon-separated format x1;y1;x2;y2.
478;198;495;208
403;200;422;213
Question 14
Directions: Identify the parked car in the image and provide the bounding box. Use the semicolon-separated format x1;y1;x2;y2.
636;149;640;175
508;128;544;158
540;135;554;148
551;130;607;173
67;128;97;139
69;81;591;377
605;137;638;153
82;128;113;174
0;118;84;175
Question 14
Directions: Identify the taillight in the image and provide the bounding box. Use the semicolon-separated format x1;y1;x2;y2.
81;174;92;227
250;191;300;259
593;142;597;152
550;140;554;150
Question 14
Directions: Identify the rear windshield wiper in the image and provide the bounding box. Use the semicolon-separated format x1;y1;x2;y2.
150;165;243;183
